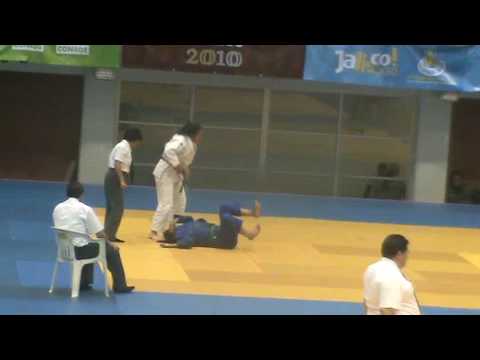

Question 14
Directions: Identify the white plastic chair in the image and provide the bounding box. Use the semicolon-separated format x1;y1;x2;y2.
49;227;110;298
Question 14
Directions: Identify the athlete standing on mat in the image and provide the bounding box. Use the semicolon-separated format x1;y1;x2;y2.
104;128;143;244
160;201;262;250
149;123;203;242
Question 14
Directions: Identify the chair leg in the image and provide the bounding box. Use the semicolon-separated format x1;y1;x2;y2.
49;262;59;294
102;261;110;298
71;262;83;299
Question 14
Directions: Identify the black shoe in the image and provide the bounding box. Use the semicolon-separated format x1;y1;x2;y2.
80;285;93;292
114;286;135;294
110;238;125;243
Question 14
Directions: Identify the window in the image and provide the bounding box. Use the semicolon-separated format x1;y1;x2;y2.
119;83;193;185
339;95;416;199
120;82;191;125
118;80;417;198
265;92;340;196
192;87;264;190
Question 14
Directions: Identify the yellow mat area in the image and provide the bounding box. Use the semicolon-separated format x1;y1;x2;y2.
96;209;480;309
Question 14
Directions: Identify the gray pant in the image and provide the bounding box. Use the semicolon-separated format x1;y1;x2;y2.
75;242;128;290
104;168;127;241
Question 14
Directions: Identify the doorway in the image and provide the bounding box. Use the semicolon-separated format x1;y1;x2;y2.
448;98;480;204
0;71;83;182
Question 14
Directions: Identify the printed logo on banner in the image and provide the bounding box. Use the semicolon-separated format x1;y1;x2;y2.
335;48;399;75
56;45;90;56
12;45;44;52
417;51;446;77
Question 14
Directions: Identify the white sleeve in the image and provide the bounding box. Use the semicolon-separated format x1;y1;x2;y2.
378;277;402;311
163;136;185;168
363;269;371;299
85;207;104;235
114;146;130;165
52;206;59;227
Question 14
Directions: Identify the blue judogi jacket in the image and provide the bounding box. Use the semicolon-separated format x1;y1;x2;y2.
174;216;219;249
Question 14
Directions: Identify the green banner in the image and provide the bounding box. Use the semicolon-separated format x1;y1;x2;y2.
0;45;121;68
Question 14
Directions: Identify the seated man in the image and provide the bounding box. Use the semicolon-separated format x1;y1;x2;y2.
365;163;406;201
52;182;135;293
447;170;470;204
160;201;262;250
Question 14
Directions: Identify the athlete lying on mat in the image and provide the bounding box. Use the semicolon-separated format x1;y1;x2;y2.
160;201;262;250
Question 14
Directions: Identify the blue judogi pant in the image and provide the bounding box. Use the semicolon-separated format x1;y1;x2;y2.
218;202;243;250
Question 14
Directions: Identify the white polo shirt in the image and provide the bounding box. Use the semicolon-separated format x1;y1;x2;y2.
52;198;104;247
363;258;421;315
108;139;132;174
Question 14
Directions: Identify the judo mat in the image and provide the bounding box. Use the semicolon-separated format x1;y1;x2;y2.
2;179;480;315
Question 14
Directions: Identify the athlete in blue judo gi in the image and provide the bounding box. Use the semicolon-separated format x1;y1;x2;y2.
161;201;262;250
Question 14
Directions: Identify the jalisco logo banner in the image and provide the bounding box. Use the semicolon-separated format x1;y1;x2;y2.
123;45;306;78
0;45;121;68
304;45;480;92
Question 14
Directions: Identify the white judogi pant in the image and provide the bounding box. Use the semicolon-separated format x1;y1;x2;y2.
151;167;187;233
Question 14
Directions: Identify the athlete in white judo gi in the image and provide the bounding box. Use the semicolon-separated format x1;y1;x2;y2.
149;122;203;241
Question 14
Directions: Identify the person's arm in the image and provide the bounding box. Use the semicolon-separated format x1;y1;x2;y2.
378;279;401;316
85;207;118;248
176;231;194;250
94;229;119;249
163;137;186;176
113;144;131;189
115;160;128;189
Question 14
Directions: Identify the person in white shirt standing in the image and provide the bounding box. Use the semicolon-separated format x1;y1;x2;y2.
53;182;134;293
104;128;143;244
149;123;203;242
363;234;421;315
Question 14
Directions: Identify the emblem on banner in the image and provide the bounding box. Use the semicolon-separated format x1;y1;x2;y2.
417;51;446;77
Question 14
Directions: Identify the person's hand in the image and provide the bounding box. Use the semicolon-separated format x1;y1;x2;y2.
120;180;128;190
109;242;119;251
175;165;187;179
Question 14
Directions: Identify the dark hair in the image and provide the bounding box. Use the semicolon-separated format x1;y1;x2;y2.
387;163;400;178
123;128;143;142
163;230;177;244
377;163;388;177
382;235;409;259
450;170;463;181
67;181;84;199
177;122;203;138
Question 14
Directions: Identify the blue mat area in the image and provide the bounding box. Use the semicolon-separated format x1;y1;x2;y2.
1;179;480;315
3;179;480;228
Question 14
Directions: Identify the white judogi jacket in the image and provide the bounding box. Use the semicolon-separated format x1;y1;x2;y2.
153;134;197;179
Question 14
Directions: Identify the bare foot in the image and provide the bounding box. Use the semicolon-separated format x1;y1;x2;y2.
254;201;262;218
247;224;261;240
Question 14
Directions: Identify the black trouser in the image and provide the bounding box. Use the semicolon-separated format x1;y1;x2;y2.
74;242;128;290
104;168;128;241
